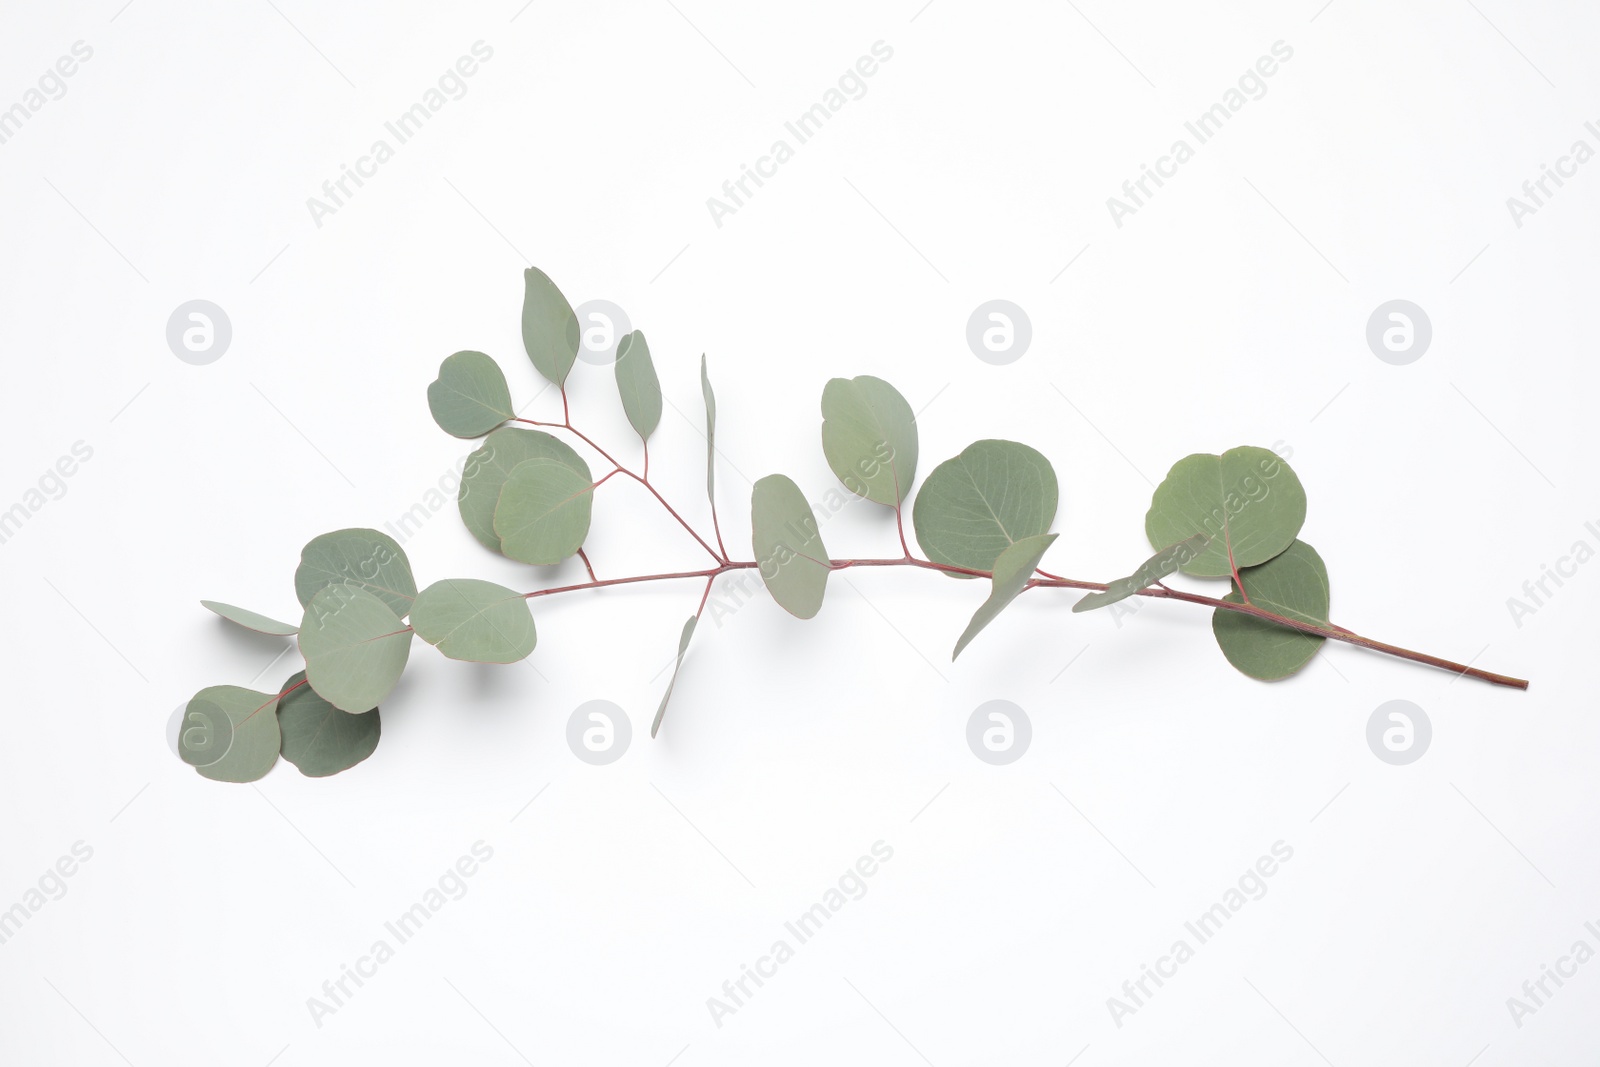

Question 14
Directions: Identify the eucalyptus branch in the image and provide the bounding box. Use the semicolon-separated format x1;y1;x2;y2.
177;265;1526;786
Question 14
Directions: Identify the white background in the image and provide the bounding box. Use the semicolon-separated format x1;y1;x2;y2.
1;0;1596;1063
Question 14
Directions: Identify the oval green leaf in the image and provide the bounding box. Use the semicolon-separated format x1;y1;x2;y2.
912;440;1059;577
458;427;591;553
615;331;662;440
1212;540;1330;680
200;600;299;636
298;585;414;712
1145;446;1306;578
427;350;514;439
493;458;596;565
1072;535;1209;613
650;615;697;738
277;670;381;778
522;266;580;386
752;474;830;619
190;685;282;783
820;375;919;507
294;528;417;619
953;533;1057;659
411;579;537;663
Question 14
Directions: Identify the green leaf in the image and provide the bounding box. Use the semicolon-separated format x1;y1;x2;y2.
494;458;596;565
188;685;281;783
427;350;514;439
294;529;417;619
298;586;414;712
651;616;697;739
1073;534;1210;613
953;533;1057;659
522;266;580;386
701;354;717;504
176;696;233;768
615;331;662;439
752;474;830;619
1145;447;1306;578
912;440;1058;577
200;600;299;636
277;670;381;778
1212;540;1330;680
458;427;591;553
411;579;537;663
820;375;918;506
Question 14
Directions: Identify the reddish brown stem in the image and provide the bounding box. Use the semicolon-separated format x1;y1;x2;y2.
518;557;1527;690
513;416;723;563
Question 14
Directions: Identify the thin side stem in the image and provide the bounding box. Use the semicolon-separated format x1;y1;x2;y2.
514;416;723;563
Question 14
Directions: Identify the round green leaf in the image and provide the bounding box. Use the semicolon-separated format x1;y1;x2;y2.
912;440;1058;577
411;579;537;663
615;331;662;439
427;350;514;439
752;474;831;619
458;427;591;553
953;533;1057;659
189;685;282;783
493;458;596;565
200;600;299;636
1145;446;1306;578
298;586;414;712
177;697;234;768
294;528;417;619
277;670;381;778
820;375;918;507
522;266;580;386
1212;540;1330;680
